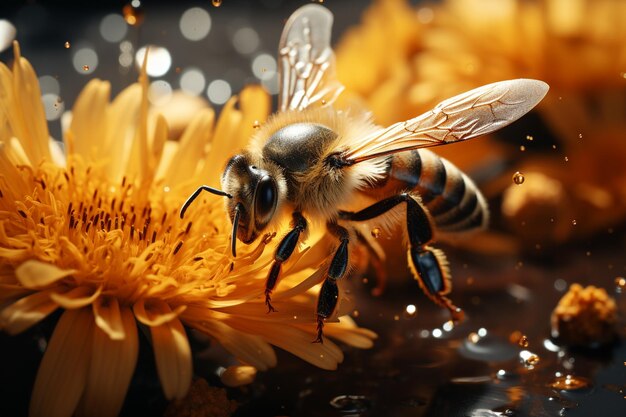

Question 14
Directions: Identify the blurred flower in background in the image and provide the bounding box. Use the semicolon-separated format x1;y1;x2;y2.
336;0;626;248
0;44;375;417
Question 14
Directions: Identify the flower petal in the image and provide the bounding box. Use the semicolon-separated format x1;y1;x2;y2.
15;260;76;289
67;78;110;160
220;365;257;387
150;314;192;400
133;298;186;327
186;314;276;371
0;289;58;334
315;316;378;349
165;108;214;185
93;296;125;340
49;285;102;309
77;307;138;417
226;318;344;370
30;308;93;417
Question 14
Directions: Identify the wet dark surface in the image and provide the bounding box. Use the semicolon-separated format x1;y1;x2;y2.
1;1;626;416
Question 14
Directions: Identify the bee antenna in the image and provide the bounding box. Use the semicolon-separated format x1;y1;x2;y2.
231;203;243;258
180;185;232;219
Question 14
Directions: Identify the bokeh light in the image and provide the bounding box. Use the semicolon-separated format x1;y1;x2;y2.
207;79;231;105
99;14;128;43
179;7;211;41
72;47;98;74
179;67;206;96
135;45;172;77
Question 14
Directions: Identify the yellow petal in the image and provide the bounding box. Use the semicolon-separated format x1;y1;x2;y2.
11;42;50;165
103;83;142;182
165;108;214;185
198;95;242;186
150;315;192;400
29;308;93;417
77;307;138;417
92;296;125;340
67;79;110;160
317;316;378;349
236;85;271;146
186;315;276;371
220;365;257;387
49;286;102;309
133;298;186;327
0;289;58;334
15;260;76;289
226;318;344;370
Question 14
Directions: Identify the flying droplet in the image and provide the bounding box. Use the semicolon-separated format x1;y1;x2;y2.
252;120;261;129
526;135;533;141
212;0;223;7
518;335;529;348
371;227;381;238
578;133;583;139
82;65;90;71
403;304;417;319
519;350;540;368
520;145;526;152
64;41;71;49
615;277;626;292
123;2;144;26
352;309;360;318
572;220;577;226
512;171;525;185
550;375;591;390
564;156;569;162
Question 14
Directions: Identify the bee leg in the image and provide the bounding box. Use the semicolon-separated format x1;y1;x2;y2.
265;212;307;313
339;193;464;323
314;223;350;344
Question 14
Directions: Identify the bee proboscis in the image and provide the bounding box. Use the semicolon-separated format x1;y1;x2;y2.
181;4;549;342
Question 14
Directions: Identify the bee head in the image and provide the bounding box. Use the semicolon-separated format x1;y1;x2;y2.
221;154;279;249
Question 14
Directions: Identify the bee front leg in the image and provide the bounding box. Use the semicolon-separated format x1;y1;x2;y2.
265;212;307;313
339;194;464;324
314;222;350;344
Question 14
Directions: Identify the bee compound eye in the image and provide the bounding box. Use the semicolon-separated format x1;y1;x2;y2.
254;176;277;224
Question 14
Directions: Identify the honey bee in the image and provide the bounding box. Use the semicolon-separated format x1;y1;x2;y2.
181;4;548;342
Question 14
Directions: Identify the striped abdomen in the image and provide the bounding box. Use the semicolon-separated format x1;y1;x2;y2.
369;149;488;233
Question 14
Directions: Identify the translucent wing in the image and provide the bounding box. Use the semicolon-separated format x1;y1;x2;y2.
344;79;549;163
278;4;344;112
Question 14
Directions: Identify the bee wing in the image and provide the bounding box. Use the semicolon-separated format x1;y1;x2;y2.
278;4;344;112
344;79;549;163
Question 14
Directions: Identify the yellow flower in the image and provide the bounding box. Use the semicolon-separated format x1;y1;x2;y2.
337;0;626;244
0;43;375;417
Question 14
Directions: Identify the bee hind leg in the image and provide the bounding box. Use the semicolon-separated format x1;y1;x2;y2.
339;193;464;324
265;212;307;313
314;223;350;344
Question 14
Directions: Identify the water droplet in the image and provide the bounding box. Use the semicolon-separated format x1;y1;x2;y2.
252;120;261;129
564;156;569;162
321;99;327;105
550;375;591;391
393;314;400;321
512;171;525;185
519;349;540;368
371;227;381;238
64;41;70;49
123;1;144;26
403;304;417;319
615;277;626;292
571;219;577;226
468;332;481;343
212;0;223;7
82;65;90;71
578;133;583;139
520;145;526;152
329;395;371;413
352;309;359;318
526;135;533;141
518;335;529;348
552;144;557;149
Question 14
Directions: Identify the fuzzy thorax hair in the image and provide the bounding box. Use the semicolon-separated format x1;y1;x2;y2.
247;107;388;222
